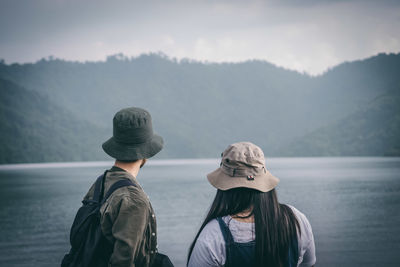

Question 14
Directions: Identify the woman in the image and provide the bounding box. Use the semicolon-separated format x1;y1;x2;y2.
187;142;316;267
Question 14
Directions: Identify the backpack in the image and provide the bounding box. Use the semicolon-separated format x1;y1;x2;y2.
61;171;135;267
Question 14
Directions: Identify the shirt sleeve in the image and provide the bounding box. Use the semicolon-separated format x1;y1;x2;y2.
106;196;148;267
188;238;221;267
298;214;316;267
299;233;316;267
188;220;225;267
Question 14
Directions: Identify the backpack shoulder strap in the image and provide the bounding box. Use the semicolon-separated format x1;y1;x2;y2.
101;178;136;205
92;171;108;203
92;175;103;202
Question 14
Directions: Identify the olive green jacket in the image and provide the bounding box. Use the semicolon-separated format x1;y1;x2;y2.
84;166;157;267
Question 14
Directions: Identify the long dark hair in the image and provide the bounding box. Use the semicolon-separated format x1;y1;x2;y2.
187;188;301;266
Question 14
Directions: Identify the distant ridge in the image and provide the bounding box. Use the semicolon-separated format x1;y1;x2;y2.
0;52;399;163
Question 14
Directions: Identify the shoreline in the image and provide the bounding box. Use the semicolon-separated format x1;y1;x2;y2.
1;157;399;170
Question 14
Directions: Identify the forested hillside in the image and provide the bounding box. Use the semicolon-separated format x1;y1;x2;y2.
281;85;400;156
0;78;108;163
0;52;399;163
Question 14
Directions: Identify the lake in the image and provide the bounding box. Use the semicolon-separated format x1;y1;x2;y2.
0;157;399;266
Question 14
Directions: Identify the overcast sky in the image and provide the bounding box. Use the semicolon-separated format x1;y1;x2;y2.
1;0;399;74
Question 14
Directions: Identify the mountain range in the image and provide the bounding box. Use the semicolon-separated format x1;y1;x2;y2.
0;52;399;163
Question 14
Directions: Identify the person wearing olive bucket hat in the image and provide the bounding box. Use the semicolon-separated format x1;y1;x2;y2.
62;107;173;267
188;142;316;267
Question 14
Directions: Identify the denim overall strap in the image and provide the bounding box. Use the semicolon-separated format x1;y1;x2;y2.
217;217;234;244
217;217;255;267
288;235;299;267
217;217;234;267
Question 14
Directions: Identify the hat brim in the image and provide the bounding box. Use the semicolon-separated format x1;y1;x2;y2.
207;168;279;193
102;134;164;161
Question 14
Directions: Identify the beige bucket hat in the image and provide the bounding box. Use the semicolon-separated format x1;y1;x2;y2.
207;142;279;192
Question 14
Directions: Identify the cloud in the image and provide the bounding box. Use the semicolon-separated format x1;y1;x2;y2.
0;0;399;74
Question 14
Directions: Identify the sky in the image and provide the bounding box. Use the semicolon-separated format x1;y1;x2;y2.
0;0;399;75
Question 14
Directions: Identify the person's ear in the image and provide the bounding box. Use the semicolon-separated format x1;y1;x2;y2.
140;159;147;168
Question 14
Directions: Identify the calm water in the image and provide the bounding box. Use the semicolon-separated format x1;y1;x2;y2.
0;157;399;267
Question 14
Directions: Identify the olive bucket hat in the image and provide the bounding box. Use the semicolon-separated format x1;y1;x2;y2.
102;107;164;161
207;142;279;192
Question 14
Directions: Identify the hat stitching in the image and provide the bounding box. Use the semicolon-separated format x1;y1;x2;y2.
221;162;264;177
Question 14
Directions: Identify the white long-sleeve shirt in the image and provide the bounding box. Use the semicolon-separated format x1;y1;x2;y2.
188;205;316;267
